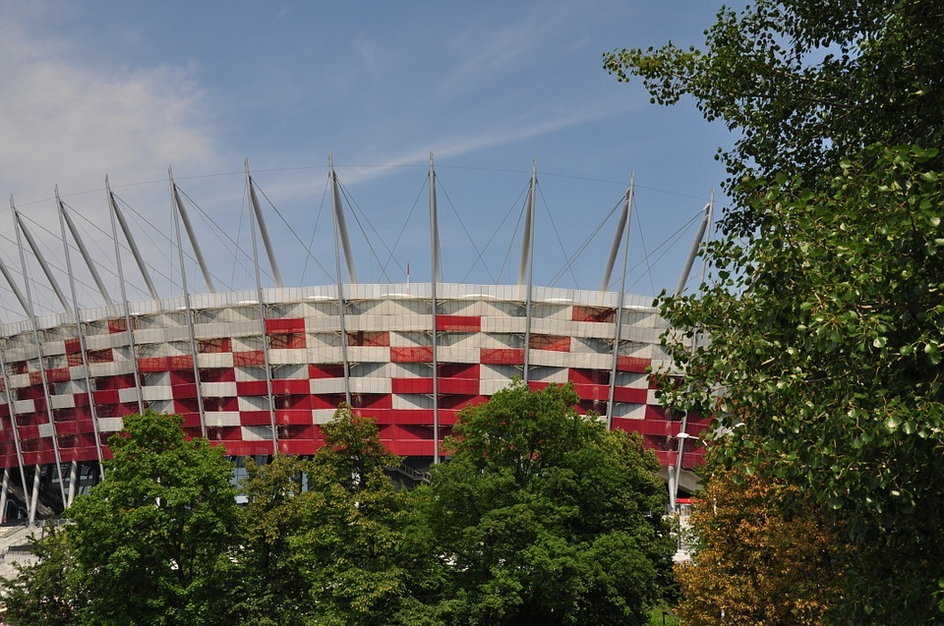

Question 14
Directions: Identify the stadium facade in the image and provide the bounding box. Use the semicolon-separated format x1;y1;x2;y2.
0;159;711;523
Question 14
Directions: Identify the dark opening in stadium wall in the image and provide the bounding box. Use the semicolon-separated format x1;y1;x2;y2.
0;158;711;523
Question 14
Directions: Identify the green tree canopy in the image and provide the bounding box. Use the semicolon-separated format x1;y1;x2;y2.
606;1;944;620
427;381;673;626
604;0;944;234
66;411;238;625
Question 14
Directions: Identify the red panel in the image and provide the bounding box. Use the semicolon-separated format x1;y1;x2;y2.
236;380;268;396
386;439;435;456
392;378;432;394
166;355;194;370
439;363;479;379
239;410;272;426
87;349;114;364
569;368;609;385
530;335;571;352
274;395;311;410
616;356;651;373
233;350;265;367
279;440;319;455
220;440;275;456
572;305;615;323
347;331;390;347
436;315;481;332
309;364;344;379
270;333;306;349
351;393;392;410
200;368;236;383
93;389;120;405
265;318;306;333
64;338;82;354
28;372;42;386
391;347;433;363
310;394;346;410
108;318;133;333
138;357;169;372
276;410;313;426
46;368;70;383
614;387;648;404
572;383;609;402
198;338;232;353
271;379;309;395
480;348;524;365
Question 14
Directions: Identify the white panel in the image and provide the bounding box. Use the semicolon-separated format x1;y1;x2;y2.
197;353;234;368
50;394;75;409
201;382;238;397
346;346;390;363
310;378;347;394
205;412;241;427
241;425;271;441
238;396;270;411
12;400;34;414
269;349;308;365
349;377;391;394
98;417;125;432
118;387;141;403
38;423;54;438
312;409;336;424
141;386;173;401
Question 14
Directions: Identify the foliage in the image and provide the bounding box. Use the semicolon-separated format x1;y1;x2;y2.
66;410;238;625
224;405;443;626
606;1;944;620
1;525;81;626
604;0;944;235
675;459;842;625
427;381;673;625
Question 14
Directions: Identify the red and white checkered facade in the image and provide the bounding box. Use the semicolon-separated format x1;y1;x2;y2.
0;283;708;471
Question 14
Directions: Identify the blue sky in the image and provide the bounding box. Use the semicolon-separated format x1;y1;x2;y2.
0;1;735;320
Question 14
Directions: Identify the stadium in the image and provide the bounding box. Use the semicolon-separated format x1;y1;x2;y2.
0;159;711;524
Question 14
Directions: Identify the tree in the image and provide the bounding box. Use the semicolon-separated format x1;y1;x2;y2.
224;405;443;626
426;381;673;625
604;0;944;235
605;2;944;620
66;411;238;625
1;526;82;626
675;458;842;625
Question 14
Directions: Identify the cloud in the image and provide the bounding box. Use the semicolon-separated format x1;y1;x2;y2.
0;9;220;208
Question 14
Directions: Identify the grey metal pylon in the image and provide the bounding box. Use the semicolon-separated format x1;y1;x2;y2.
329;156;352;405
9;196;67;510
606;174;635;429
106;179;159;300
244;159;279;456
601;179;633;292
168;169;208;438
329;156;357;284
521;161;537;385
668;191;714;512
245;160;283;288
57;192;113;305
428;152;440;464
0;340;31;509
56;187;106;486
0;256;30;315
170;169;216;294
106;176;145;414
11;208;69;311
674;199;713;297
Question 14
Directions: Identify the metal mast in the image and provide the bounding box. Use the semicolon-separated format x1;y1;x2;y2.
56;188;106;490
106;176;145;414
10;197;67;512
12;210;69;311
329;156;352;404
246;165;283;288
106;183;159;300
169;168;207;438
428;153;441;464
171;177;216;294
245;159;279;456
520;161;537;385
58;197;112;305
606;174;635;429
668;193;714;511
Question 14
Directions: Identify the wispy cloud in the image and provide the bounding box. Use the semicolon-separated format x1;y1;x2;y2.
0;8;221;208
